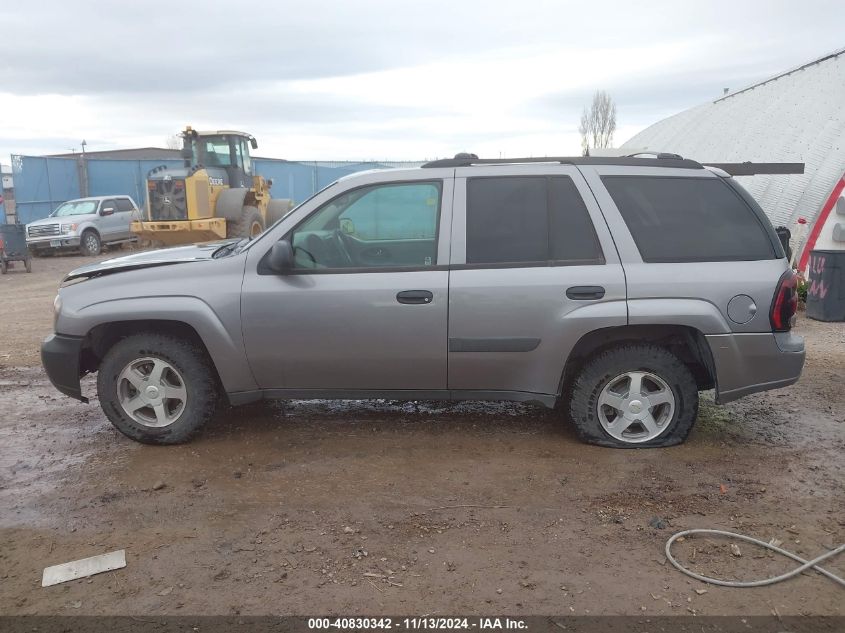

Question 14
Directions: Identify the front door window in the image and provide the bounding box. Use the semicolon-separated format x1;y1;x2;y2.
290;182;441;270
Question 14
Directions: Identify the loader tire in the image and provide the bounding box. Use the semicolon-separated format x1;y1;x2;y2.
226;206;264;239
267;198;294;225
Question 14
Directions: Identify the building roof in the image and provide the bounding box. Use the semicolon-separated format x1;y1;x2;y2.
47;147;183;160
622;47;845;230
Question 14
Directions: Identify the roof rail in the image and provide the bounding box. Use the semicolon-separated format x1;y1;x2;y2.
701;162;804;176
421;154;704;169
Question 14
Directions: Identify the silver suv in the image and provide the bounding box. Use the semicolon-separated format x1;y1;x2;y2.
26;196;141;256
41;156;805;447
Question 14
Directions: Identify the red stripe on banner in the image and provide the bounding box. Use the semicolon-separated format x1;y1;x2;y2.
799;176;845;271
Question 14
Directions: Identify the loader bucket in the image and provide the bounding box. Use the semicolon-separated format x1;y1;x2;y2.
131;220;227;246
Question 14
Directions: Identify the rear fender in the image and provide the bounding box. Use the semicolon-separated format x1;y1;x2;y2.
627;298;731;334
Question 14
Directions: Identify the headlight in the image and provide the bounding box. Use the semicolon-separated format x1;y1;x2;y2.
60;223;78;234
53;294;62;329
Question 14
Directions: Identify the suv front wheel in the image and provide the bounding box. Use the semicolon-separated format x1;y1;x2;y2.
97;334;218;444
567;344;698;448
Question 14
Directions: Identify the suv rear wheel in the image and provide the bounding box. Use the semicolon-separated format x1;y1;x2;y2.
567;344;698;448
97;333;218;444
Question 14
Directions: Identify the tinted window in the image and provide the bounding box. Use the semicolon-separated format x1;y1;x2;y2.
602;176;777;263
116;199;134;212
291;182;441;270
339;183;439;240
466;176;602;264
549;177;604;261
100;199;116;211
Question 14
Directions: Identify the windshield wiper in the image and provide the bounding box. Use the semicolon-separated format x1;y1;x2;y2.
212;238;249;258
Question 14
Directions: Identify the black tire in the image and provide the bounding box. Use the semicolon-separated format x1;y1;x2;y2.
97;333;219;445
80;230;101;256
567;344;698;448
226;206;264;239
266;199;293;224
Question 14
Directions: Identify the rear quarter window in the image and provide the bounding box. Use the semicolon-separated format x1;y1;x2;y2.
601;176;778;263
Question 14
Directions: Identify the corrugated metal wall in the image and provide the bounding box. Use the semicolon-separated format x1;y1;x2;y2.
9;157;418;223
11;155;81;224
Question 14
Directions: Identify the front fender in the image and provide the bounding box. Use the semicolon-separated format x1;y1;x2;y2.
73;219;101;237
58;295;258;393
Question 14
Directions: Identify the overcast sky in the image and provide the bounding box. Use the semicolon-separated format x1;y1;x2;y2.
0;0;842;163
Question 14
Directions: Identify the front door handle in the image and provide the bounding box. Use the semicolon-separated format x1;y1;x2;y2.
566;285;606;300
397;290;433;304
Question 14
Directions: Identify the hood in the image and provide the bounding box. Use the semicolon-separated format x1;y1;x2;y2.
28;213;96;227
63;240;237;282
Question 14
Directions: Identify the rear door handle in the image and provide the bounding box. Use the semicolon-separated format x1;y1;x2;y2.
397;290;433;304
566;285;606;300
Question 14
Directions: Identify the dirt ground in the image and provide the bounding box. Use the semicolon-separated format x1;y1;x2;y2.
0;253;843;617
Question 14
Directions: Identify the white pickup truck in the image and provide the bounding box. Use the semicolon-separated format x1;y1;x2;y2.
26;195;141;256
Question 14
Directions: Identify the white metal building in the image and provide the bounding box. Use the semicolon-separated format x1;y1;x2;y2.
622;48;845;270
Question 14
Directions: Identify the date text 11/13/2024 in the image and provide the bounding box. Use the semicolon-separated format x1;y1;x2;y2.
307;617;528;630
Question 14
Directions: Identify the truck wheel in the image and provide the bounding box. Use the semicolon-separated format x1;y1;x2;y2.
97;333;219;445
567;344;698;448
226;206;264;239
80;230;101;256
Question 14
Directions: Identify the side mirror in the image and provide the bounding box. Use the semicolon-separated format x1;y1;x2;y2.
250;137;258;150
100;207;115;216
267;239;294;273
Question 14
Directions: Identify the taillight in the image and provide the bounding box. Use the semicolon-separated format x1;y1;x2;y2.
770;270;798;331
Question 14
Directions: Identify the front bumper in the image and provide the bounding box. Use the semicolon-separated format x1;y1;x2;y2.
41;333;88;403
707;331;805;404
27;235;81;249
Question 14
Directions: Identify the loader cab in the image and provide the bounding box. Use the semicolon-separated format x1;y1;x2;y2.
184;130;258;189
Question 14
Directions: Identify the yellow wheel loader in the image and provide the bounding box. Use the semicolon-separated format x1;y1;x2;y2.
131;127;293;246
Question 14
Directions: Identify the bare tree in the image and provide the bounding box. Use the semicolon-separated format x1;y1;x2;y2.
579;90;617;155
164;135;182;150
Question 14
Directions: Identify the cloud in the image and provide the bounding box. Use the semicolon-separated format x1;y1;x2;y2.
1;0;843;160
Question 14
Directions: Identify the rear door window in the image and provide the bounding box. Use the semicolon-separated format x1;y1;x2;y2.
601;176;777;262
466;176;603;265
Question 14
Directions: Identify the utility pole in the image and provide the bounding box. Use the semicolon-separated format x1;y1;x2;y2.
79;139;89;197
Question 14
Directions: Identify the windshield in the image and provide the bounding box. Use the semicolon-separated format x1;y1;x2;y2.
52;200;98;217
193;135;233;167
